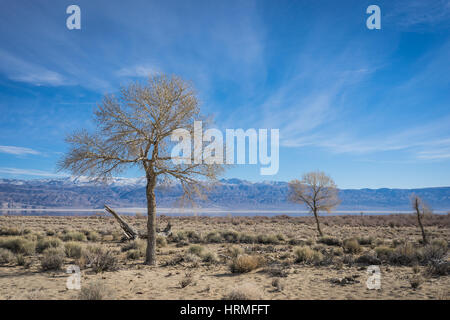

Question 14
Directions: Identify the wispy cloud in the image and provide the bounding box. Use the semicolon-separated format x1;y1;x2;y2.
386;0;450;29
117;65;160;77
0;145;41;156
0;168;65;178
0;49;67;86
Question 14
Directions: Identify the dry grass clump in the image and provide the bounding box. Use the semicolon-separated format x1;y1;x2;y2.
122;239;145;260
222;283;261;300
227;246;244;258
0;248;14;265
179;273;194;288
156;235;167;247
0;237;35;255
40;248;65;271
0;227;25;236
375;246;394;260
355;252;380;265
230;255;263;273
188;244;205;256
62;231;86;242
64;242;83;258
409;276;423;290
36;237;62;253
343;238;362;254
82;246;118;273
205;232;222;243
319;236;342;246
79;281;113;300
86;231;100;242
202;251;219;264
272;278;284;292
294;246;323;264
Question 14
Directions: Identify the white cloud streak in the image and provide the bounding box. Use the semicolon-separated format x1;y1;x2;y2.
0;168;65;178
0;145;41;156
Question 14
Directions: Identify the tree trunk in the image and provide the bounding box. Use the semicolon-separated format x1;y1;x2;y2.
313;209;323;237
145;174;157;265
416;209;428;245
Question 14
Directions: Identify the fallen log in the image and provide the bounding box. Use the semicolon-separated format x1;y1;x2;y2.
104;204;172;240
104;205;139;240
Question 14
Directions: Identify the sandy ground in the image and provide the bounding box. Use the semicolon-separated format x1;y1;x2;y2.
0;215;448;300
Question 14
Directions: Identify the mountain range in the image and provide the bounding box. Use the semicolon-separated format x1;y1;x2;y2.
0;177;449;212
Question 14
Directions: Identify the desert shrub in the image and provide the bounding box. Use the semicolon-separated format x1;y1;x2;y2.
64;242;83;259
40;248;65;271
188;245;205;257
288;238;305;245
222;283;261;300
16;254;31;267
238;233;256;244
121;239;146;257
0;227;22;236
163;254;185;266
36;237;62;253
420;244;447;264
431;238;448;251
0;237;35;255
388;243;419;266
331;247;344;256
185;230;203;243
357;237;373;246
256;234;280;245
426;259;450;276
409;276;423;290
79;281;113;300
272;278;284;291
343;238;361;254
221;230;240;243
264;265;288;277
86;231;100;242
294;246;322;264
179;273;194;288
202;251;219;264
342;254;354;266
0;248;14;264
156;235;167;247
355;252;381;265
230;255;262;273
375;246;394;260
205;232;222;243
173;231;188;242
227;246;244;258
62;232;86;242
319;237;342;246
83;246;118;273
126;249;142;260
46;230;56;236
183;253;201;263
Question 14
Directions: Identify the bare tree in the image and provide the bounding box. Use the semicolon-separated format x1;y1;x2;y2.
411;194;429;245
288;171;340;237
58;74;224;265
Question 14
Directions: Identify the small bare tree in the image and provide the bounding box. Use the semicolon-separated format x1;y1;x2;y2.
58;74;224;265
288;171;340;237
411;194;430;245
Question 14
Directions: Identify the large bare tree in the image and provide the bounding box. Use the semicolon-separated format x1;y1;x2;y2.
411;194;430;245
288;171;340;237
58;74;223;265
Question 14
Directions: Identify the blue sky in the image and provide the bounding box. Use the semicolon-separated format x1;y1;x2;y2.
0;0;449;188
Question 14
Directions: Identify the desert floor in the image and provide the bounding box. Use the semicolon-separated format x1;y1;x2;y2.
0;214;448;300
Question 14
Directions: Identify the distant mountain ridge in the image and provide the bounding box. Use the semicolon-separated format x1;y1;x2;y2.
0;177;449;211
